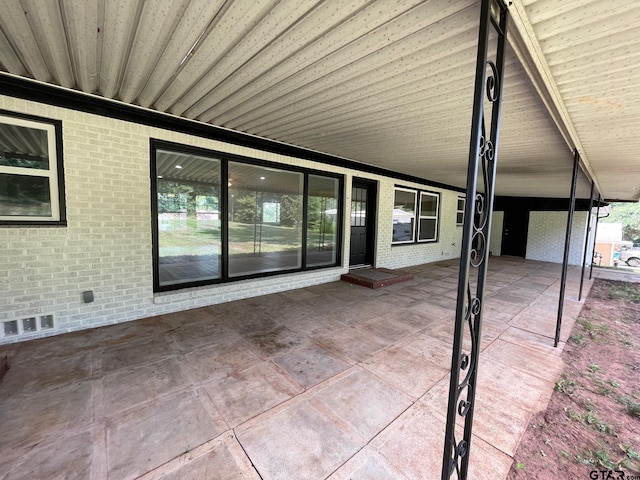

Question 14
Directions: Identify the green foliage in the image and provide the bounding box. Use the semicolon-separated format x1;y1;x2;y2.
620;443;640;461
279;194;302;228
577;444;622;470
567;401;616;435
232;194;259;223
629;402;640;418
583;410;616;435
555;374;577;394
607;282;640;302
570;333;585;345
308;196;337;234
588;363;602;373
591;377;621;397
601;201;640;243
157;180;218;216
594;448;616;470
230;192;302;227
580;319;609;341
567;408;582;421
576;449;596;465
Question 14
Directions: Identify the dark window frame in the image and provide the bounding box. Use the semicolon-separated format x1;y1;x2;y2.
0;110;66;226
456;196;465;226
151;139;344;292
392;185;441;245
391;187;417;244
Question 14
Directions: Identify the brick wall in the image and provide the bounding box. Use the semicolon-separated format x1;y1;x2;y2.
0;96;465;343
526;211;589;265
374;178;463;269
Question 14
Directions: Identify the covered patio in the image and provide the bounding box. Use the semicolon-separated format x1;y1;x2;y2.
0;257;589;479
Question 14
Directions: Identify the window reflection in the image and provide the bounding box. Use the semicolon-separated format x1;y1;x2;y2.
156;150;221;286
307;175;339;267
228;162;303;277
392;188;416;243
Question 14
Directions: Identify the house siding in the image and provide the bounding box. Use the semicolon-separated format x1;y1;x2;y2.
0;95;464;343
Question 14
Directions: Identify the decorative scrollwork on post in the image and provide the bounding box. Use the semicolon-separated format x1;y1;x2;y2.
441;1;508;479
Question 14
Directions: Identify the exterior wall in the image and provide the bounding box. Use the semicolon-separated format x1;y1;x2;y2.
585;210;598;267
375;180;462;269
595;242;614;266
489;211;504;257
0;95;463;343
525;211;588;266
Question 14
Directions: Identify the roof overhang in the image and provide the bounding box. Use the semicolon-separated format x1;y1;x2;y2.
0;1;638;201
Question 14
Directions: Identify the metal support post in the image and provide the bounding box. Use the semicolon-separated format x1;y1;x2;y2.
589;194;602;280
441;0;508;478
578;181;595;300
554;149;580;347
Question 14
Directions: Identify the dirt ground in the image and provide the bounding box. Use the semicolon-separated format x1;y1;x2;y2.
508;280;640;479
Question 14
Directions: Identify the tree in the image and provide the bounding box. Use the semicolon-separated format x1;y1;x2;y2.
279;194;302;228
157;180;218;216
232;193;259;224
601;201;640;244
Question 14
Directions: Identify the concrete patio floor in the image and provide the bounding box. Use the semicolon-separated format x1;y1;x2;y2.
0;257;591;479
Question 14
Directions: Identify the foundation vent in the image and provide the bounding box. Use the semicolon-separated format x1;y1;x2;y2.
1;314;55;339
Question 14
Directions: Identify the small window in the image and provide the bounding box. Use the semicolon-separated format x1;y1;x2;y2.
418;192;439;242
392;188;416;243
351;186;367;227
0;111;65;224
456;197;465;226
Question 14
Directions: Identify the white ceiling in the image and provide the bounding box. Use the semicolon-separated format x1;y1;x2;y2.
0;0;638;201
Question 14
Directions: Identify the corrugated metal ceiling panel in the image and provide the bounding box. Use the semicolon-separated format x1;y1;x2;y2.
523;0;640;200
0;0;636;200
60;1;100;92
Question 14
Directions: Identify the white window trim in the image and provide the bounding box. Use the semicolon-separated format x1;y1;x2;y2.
392;187;417;244
0;114;62;223
417;191;440;243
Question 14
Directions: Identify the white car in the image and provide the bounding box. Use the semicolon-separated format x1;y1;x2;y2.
620;248;640;267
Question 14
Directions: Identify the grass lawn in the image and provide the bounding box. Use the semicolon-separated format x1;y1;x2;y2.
159;218;333;256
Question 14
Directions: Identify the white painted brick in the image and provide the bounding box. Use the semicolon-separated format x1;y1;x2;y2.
0;94;482;344
526;211;588;266
373;178;463;269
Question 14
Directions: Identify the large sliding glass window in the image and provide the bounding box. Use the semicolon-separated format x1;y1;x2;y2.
152;141;343;291
156;150;221;287
307;175;340;267
228;162;303;277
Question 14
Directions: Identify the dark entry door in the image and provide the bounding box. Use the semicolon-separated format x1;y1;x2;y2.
349;179;376;266
501;209;529;257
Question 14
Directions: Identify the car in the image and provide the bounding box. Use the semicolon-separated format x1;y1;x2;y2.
620;248;640;267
